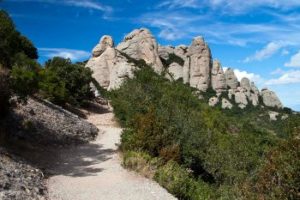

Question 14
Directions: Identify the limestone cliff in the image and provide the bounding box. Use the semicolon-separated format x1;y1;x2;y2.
86;28;283;110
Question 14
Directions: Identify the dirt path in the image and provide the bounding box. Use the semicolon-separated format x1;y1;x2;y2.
46;109;176;200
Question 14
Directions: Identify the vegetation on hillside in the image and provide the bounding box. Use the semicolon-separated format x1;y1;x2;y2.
110;65;300;199
0;10;95;111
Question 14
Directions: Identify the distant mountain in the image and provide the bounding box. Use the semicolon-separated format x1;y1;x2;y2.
86;28;283;111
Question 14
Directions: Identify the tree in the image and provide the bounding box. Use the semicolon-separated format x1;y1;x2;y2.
39;57;94;106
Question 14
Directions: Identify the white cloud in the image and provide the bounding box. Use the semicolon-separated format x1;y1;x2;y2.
285;51;300;67
39;48;90;61
157;0;199;9
271;68;285;75
158;0;300;13
244;42;286;62
265;70;300;85
8;0;113;15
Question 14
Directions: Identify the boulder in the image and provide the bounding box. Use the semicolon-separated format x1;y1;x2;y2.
261;88;283;108
225;68;239;89
209;96;219;107
222;98;233;109
185;36;212;91
117;28;163;73
211;60;226;92
269;111;279;121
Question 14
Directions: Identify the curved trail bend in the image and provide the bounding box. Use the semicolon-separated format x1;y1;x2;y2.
47;108;176;200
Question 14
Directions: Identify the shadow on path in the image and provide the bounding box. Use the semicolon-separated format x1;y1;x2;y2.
5;138;115;178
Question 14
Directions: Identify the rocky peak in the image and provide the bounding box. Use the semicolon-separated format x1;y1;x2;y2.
211;60;226;92
86;28;284;110
225;68;238;89
261;88;283;108
117;28;163;73
92;35;114;57
184;36;212;91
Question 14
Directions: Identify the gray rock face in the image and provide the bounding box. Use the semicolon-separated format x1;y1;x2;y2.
158;45;174;60
0;148;47;200
174;45;188;60
235;87;248;109
261;88;283;108
225;68;239;89
222;98;233;109
211;60;226;92
168;62;183;80
92;35;114;57
7;98;98;145
86;28;284;109
269;111;279;121
185;37;212;91
209;96;219;107
117;28;163;73
107;51;136;90
86;36;135;90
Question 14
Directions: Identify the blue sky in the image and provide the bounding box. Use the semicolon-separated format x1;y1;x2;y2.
1;0;300;111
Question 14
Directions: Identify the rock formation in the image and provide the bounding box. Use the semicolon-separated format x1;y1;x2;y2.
211;60;226;92
225;68;239;89
86;28;283;110
117;28;163;73
184;37;212;91
261;88;283;108
86;35;135;90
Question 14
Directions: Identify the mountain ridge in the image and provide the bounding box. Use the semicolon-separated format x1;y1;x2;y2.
86;28;283;111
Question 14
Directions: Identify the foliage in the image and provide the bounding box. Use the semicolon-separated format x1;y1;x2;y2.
240;137;300;200
110;65;300;199
0;10;38;68
10;53;41;100
154;161;215;200
39;57;94;106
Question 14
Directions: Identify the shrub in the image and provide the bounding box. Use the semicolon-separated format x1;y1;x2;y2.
39;57;94;106
10;53;40;99
240;137;300;200
154;161;214;200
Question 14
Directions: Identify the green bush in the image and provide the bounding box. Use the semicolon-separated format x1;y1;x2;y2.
109;65;300;199
0;10;37;68
10;53;41;99
39;57;94;106
154;161;214;200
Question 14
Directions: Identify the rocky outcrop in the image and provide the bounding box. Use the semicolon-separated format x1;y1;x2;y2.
209;97;219;107
222;98;233;109
92;35;114;57
7;98;98;145
261;88;283;108
86;36;135;90
87;28;284;110
184;37;212;91
117;28;163;73
235;87;248;108
211;60;226;92
0;148;47;200
225;68;238;89
168;62;183;80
